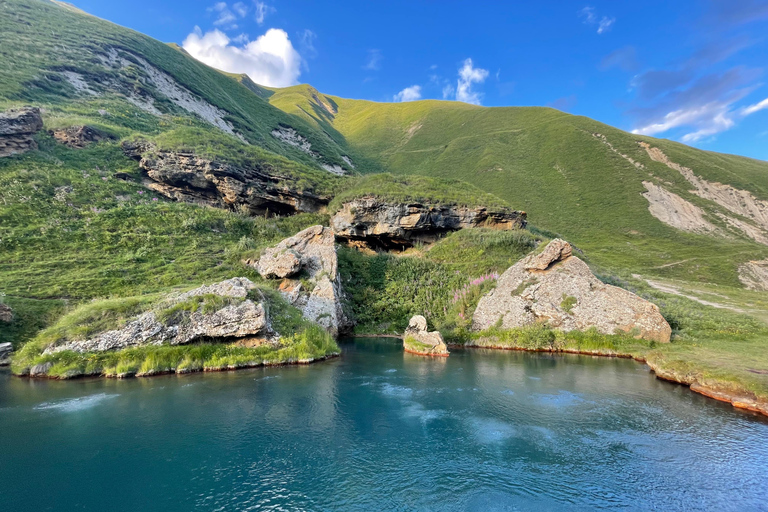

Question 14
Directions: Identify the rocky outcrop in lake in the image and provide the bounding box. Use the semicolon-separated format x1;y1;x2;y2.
42;278;274;356
0;342;12;366
0;107;43;157
248;225;350;335
403;315;449;356
122;141;330;215
472;239;671;342
331;197;526;249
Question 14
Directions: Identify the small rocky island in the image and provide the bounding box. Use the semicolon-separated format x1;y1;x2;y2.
403;315;449;357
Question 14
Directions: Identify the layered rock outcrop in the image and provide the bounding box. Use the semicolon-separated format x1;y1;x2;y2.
0;107;43;157
331;197;527;248
0;303;13;323
472;239;671;342
43;278;274;355
403;315;449;357
122;141;330;215
51;125;114;148
248;225;350;335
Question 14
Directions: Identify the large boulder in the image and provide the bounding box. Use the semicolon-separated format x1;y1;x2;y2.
331;197;527;249
403;315;449;357
0;303;12;323
121;141;330;216
44;278;274;355
472;239;672;342
0;107;43;157
248;225;350;335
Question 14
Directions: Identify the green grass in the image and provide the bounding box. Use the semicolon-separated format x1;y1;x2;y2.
328;173;511;212
11;282;339;378
403;335;434;353
13;324;338;379
338;228;541;334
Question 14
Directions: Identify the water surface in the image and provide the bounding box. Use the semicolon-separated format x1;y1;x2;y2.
1;337;767;511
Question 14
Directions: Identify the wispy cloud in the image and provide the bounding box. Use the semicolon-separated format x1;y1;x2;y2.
455;58;489;104
579;6;615;34
210;2;238;28
394;85;422;102
363;49;382;71
254;1;273;25
232;2;247;17
629;67;764;142
742;96;768;116
182;26;301;87
208;1;260;29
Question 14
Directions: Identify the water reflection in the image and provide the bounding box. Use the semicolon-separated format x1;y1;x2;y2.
1;339;767;511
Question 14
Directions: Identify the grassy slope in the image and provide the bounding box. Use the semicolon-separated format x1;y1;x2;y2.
267;89;768;287
0;0;349;168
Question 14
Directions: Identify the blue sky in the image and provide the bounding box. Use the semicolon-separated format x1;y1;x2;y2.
70;0;768;160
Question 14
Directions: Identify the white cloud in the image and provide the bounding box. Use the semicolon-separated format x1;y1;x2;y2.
210;2;237;27
442;83;455;99
742;97;768;116
580;6;615;34
232;2;248;17
597;16;615;34
394;85;422;102
363;49;382;71
455;58;489;104
632;94;768;143
182;26;301;87
254;1;272;25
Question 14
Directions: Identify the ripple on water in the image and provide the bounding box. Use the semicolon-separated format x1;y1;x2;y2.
466;417;516;444
33;393;117;412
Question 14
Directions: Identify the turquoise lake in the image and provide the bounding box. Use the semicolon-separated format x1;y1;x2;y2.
1;337;767;511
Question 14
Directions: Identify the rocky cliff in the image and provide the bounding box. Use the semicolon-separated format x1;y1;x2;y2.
0;107;43;157
122;141;330;215
331;197;526;248
472;239;672;342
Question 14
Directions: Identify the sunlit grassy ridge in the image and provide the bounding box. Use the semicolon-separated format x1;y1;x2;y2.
327;173;512;212
266;88;768;287
0;0;350;169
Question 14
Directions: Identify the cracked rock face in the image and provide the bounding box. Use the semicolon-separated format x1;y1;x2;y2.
122;141;329;216
472;239;671;342
0;107;43;157
51;125;114;148
403;315;449;357
43;278;274;355
249;225;350;335
331;197;527;249
0;303;13;323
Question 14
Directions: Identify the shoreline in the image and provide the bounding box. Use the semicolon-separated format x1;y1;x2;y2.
11;335;768;419
457;342;768;418
14;352;340;381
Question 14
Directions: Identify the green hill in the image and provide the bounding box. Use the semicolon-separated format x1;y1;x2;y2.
265;85;768;287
